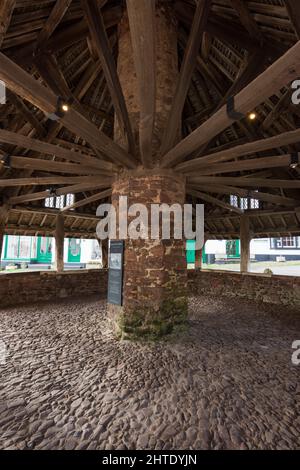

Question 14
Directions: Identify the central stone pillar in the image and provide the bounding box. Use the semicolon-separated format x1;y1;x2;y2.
108;3;187;339
109;169;187;340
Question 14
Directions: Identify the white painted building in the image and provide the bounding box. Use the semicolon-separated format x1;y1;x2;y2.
205;236;300;261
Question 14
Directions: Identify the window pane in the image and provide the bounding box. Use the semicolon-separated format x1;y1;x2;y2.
19;236;31;259
66;193;75;207
6;236;19;258
55;195;65;209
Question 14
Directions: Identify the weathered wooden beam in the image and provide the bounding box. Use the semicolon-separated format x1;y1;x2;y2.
0;52;135;168
82;0;135;156
285;0;300;39
188;176;300;189
7;90;46;137
187;188;243;214
0;0;16;47
0;129;115;172
11;206;99;220
61;188;111;212
190;153;294;176
2;155;106;175
126;0;156;166
55;213;64;272
7;6;122;63
161;40;300;168
36;0;72;47
8;181;111;206
160;0;212;155
34;51;116;166
240;214;251;273
176;128;300;172
229;0;264;43
0;176;111;187
189;183;300;207
100;238;108;268
0;203;9;261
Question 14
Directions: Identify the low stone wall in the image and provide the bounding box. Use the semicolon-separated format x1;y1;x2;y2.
1;269;299;310
0;270;108;308
188;270;300;309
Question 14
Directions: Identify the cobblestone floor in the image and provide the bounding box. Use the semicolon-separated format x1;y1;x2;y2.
0;296;299;450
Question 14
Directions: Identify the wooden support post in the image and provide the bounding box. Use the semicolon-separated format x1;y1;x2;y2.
101;238;108;269
0;204;8;264
195;249;202;270
55;213;64;272
0;226;4;264
240;215;251;273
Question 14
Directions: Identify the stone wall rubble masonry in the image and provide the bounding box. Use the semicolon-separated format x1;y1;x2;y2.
0;270;107;308
0;269;299;311
188;270;300;310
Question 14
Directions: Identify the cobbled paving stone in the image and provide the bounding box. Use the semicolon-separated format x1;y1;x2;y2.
0;296;299;450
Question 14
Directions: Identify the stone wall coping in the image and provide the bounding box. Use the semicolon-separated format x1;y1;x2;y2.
0;269;108;278
189;269;300;282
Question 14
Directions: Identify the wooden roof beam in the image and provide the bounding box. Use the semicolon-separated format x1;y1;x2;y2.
162;40;300;168
7;90;46;138
0;129;115;172
126;0;156;167
187;188;243;214
160;0;212;155
188;176;300;189
0;52;135;168
229;0;264;43
187;153;296;176
177;128;300;172
1;155;108;176
82;0;136;157
61;188;112;212
8;181;111;206
0;176;112;187
0;0;16;47
188;183;300;207
36;0;72;48
285;0;300;40
7;6;122;64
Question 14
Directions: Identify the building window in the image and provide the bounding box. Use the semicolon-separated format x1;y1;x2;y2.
230;193;260;211
271;237;299;249
45;193;75;209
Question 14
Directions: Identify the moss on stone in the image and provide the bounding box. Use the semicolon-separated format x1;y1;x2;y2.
115;295;188;341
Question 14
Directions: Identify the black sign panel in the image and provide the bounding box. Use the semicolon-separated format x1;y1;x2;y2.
107;240;124;306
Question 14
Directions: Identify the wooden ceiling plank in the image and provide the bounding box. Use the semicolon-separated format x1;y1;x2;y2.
161;40;300;168
126;0;156;167
82;0;136;157
160;0;212;155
